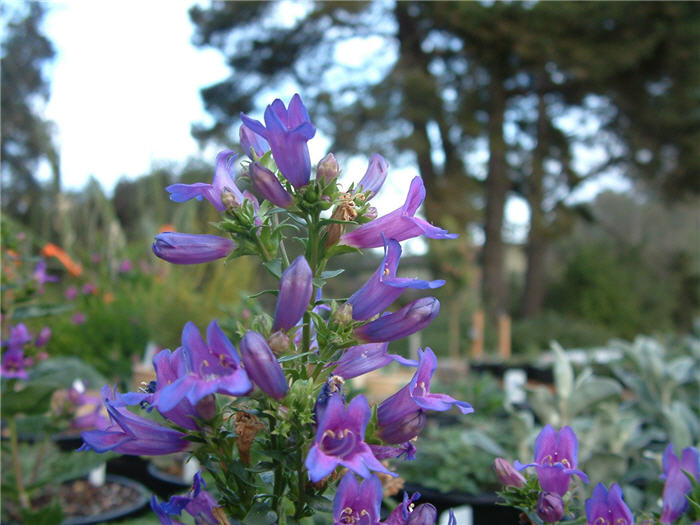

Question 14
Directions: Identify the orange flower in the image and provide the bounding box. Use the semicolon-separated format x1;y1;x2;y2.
41;243;83;277
158;224;176;233
103;292;115;304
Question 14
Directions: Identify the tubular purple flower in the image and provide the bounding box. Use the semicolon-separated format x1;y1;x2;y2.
357;153;388;199
354;297;440;343
660;444;699;524
240;331;288;400
514;424;589;495
314;375;345;425
1;348;28;379
3;323;32;351
537;492;565;523
153;232;235;265
333;473;383;525
34;326;51;348
340;177;458;249
305;394;393;482
166;150;244;211
494;458;526;488
151;471;219;525
330;342;417;380
153;321;253;415
383;491;423;525
80;386;189;456
406;504;438;525
248;162;293;208
239;124;270;159
240;93;316;188
316;153;339;185
348;238;444;321
369;442;417;462
377;348;473;443
273;255;313;332
585;483;635;525
33;260;59;288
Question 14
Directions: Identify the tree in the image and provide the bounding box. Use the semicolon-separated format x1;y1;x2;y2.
1;2;57;227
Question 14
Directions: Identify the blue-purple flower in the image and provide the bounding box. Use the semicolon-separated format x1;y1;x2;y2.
354;297;440;343
239;331;289;400
660;444;699;524
494;458;526;488
151;471;219;525
333;472;383;525
384;493;438;525
240;124;270;159
305;394;393;482
32;260;59;289
1;348;28;379
585;483;634;525
240;94;316;188
80;386;189;456
153;321;253;414
348;238;444;321
153;232;235;265
340;177;457;249
537;491;565;523
273;255;313;332
330;342;417;380
357;153;389;199
248;162;293;208
167;150;244;211
34;326;51;348
317;153;339;185
377;348;473;444
515;424;589;495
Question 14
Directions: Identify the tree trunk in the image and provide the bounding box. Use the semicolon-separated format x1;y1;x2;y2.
482;68;509;321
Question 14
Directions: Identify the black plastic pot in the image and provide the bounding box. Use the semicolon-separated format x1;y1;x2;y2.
401;484;520;525
146;461;191;498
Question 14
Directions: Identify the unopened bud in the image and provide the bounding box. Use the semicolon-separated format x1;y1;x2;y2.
221;189;240;209
333;303;354;325
537;492;564;523
494;458;526;487
268;331;290;354
195;394;217;421
365;206;378;220
316;153;339;185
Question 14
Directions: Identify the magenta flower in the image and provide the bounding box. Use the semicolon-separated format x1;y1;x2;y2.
537;492;565;523
240;124;270;159
66;383;109;431
80;386;189;456
32;260;59;289
71;312;87;325
3;323;32;351
239;331;289;400
248;162;293;208
82;283;97;295
240;94;316;188
65;286;78;300
494;458;526;488
348;238;444;321
118;259;133;273
357;153;389;199
515;425;589;495
354;297;440;343
333;473;383;525
330;342;417;380
377;348;473;443
34;326;51;348
153;321;252;414
316;153;339;184
167;150;244;211
273;255;313;332
585;483;634;525
305;394;393;482
340;177;457;249
151;471;219;525
153;232;235;265
660;444;699;524
1;348;28;379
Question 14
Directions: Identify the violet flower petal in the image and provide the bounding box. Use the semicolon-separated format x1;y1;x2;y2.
153;232;235;265
354;297;440;343
273;256;313;332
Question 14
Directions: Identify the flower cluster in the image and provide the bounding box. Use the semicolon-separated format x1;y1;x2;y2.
82;94;471;523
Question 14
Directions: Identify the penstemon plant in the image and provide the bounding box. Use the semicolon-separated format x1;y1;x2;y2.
79;93;470;524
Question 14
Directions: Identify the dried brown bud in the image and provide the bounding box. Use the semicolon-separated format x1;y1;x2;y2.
234;411;265;464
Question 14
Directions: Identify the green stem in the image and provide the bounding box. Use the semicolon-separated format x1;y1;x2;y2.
10;417;30;509
29;437;49;486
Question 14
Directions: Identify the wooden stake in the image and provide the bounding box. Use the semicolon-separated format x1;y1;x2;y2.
498;314;511;360
471;310;484;359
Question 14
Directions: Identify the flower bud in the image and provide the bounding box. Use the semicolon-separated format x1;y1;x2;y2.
268;331;290;354
333;303;354;325
240;331;288;400
537;492;564;523
249;162;293;208
365;206;378;220
195;394;217;421
378;409;426;444
406;503;437;525
358;154;388;198
239;124;270;159
221;188;241;209
494;458;526;488
355;297;440;343
273;256;313;332
316;153;339;185
152;232;235;265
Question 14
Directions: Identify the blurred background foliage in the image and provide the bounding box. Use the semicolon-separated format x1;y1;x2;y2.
1;1;699;385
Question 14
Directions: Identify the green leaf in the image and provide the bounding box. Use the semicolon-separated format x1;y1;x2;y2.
325;244;362;259
21;501;63;525
243;502;277;525
567;377;622;417
29;357;107;389
551;342;573;401
320;268;344;279
263;258;283;279
278;351;316;363
12;303;75;319
309;494;334;513
247;289;279;299
1;382;55;416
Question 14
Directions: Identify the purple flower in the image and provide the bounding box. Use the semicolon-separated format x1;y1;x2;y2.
305;394;393;482
377;348;473;443
248;162;293;208
153;232;235;265
354;297;440;343
348;238;444;321
585;483;634;525
3;323;32;351
330;342;417;380
240;124;270;159
314;375;345;425
65;286;78;300
71;312;87;325
317;153;339;185
273;255;313;332
239;331;288;400
151;471;219;525
240;94;316;188
66;383;109;430
154;321;252;415
494;458;526;488
358;153;388;199
118;259;133;273
32;260;59;288
1;348;28;379
34;326;51;348
340;177;458;249
369;442;417;462
80;386;189;456
537;492;565;523
660;444;699;524
385;496;438;525
167;150;244;211
333;473;383;525
515;425;589;495
82;283;97;295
